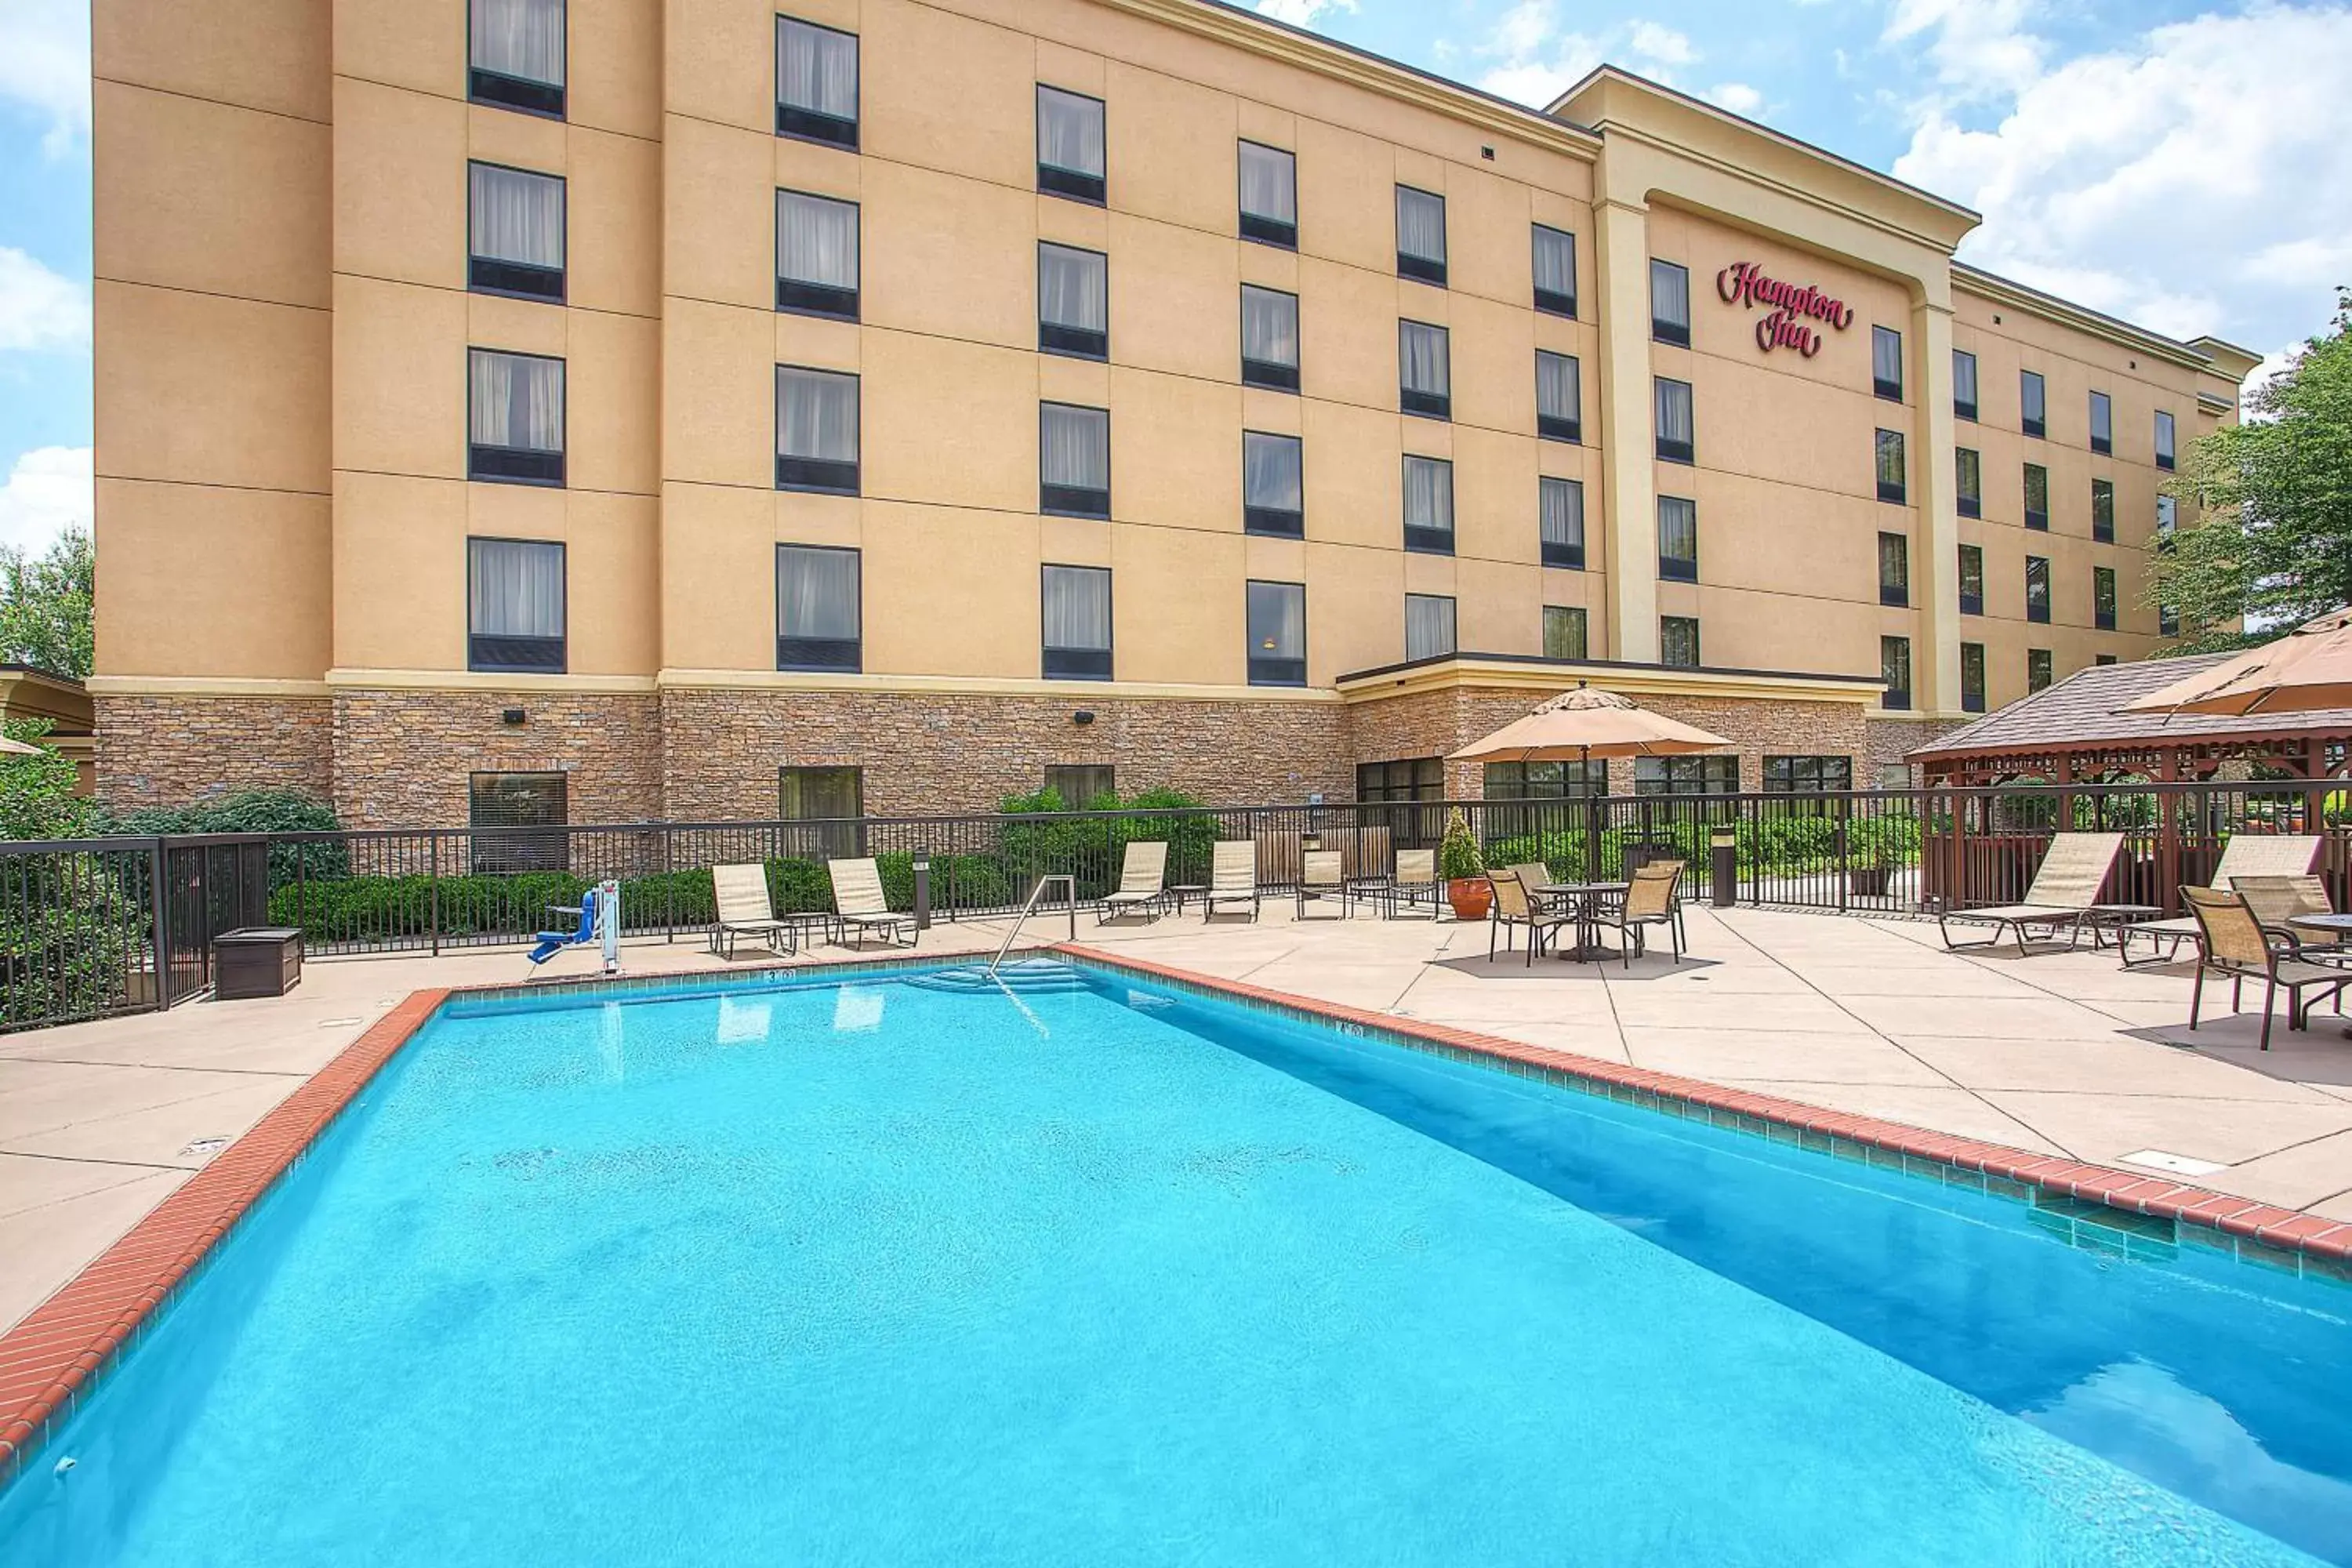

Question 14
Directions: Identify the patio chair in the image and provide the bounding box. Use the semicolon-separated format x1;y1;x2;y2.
1297;850;1349;920
1504;862;1559;912
1594;859;1687;969
708;862;796;957
2182;884;2352;1051
1204;840;1260;921
829;856;916;948
1486;869;1568;966
2116;834;2321;967
1098;840;1170;923
1389;848;1441;919
1937;831;2124;956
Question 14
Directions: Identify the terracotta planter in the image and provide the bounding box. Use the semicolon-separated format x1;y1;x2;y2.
1446;877;1494;920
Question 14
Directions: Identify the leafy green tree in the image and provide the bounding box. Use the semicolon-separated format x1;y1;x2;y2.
0;527;93;678
2151;290;2352;653
0;720;94;840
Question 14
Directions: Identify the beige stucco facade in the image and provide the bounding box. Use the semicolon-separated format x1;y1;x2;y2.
88;0;2259;824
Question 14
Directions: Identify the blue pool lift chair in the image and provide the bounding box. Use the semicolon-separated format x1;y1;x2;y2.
527;880;620;975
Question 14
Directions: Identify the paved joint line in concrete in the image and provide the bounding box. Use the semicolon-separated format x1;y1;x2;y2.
10;1058;313;1080
0;1150;194;1174
1710;912;1973;1093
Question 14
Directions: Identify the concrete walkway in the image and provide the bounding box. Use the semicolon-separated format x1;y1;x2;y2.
6;901;2352;1334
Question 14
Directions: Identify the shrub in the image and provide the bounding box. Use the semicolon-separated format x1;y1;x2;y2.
0;720;94;841
102;789;347;887
1438;808;1486;880
0;852;140;1025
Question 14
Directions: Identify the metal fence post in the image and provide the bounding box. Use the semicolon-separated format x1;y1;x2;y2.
429;833;441;956
147;837;170;1011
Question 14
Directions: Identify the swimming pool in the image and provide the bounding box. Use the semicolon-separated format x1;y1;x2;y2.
3;959;2348;1566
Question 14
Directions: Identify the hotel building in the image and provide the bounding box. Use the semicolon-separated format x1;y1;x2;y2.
88;0;2260;829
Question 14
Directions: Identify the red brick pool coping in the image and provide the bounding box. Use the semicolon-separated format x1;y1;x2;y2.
5;943;2350;1487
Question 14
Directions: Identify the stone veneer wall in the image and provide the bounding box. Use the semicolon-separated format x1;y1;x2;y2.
331;690;664;829
94;695;334;810
1865;716;1970;786
658;688;1356;818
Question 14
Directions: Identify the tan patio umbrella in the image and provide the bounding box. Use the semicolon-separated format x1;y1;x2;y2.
2124;608;2352;717
1447;684;1732;770
0;735;44;757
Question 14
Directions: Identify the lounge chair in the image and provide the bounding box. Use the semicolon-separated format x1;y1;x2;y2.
1486;869;1567;964
2116;834;2321;967
1389;848;1440;918
708;862;797;957
1098;840;1170;922
1297;850;1349;919
1937;831;2125;956
2183;884;2352;1051
829;856;916;948
1593;860;1687;968
1204;840;1260;921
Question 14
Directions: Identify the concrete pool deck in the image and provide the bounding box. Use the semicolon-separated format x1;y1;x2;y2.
7;902;2352;1336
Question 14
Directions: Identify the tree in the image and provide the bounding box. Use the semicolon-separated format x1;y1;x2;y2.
2151;289;2352;654
0;720;95;840
0;527;94;678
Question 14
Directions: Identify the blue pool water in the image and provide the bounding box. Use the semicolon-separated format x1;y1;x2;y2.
4;963;2350;1566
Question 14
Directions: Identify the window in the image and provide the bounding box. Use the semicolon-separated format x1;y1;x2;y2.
1402;456;1454;554
1880;636;1912;710
1871;325;1903;401
1657;496;1697;581
1956;447;1981;517
467;162;564;303
1635;756;1737;796
2020;369;2045;437
2160;601;2180;638
1041;564;1112;680
1539;476;1584;569
1036;85;1105;204
1243;431;1303;536
775;365;858;493
776;543;861;671
1240;285;1300;391
467;348;564;485
2089;390;2113;454
781;766;863;858
1650;259;1691;345
1660;615;1700;669
1486;759;1601;799
1958;543;1984;615
1953;348;1978;421
1654;376;1694;463
1875;430;1907;503
1246;579;1306;687
1536;351;1581;441
2091;477;2114;544
776;190;858;319
1960;641;1986;713
466;537;564;672
1394;185;1447;285
470;0;564;117
1040;402;1110;517
2024;463;2049;530
1237;141;1296;248
2094;565;2118;631
1878;532;1909;607
2157;492;2177;544
1399;320;1450;419
1542;604;1588;659
2096;653;2118;666
1764;757;1853;793
2027;648;2053;692
470;771;568;873
1532;223;1576;316
2026;554;2051;623
775;16;857;149
1404;593;1456;661
2155;409;2176;471
1043;765;1114;808
1358;757;1442;802
1037;243;1108;358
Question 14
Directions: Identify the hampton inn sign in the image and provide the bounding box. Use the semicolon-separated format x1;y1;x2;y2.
1717;260;1855;358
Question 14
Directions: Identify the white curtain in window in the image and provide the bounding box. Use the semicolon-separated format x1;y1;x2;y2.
1537;351;1579;423
777;191;857;288
1399;321;1450;396
776;368;858;460
1872;326;1903;389
1241;287;1298;366
469;539;564;637
1247;580;1304;658
1040;404;1109;489
1533;225;1575;297
1395;187;1445;261
1654;379;1693;446
472;0;564;85
1038;245;1107;331
1404;594;1456;660
1238;142;1294;222
1657;496;1697;561
1403;456;1453;531
1244;432;1301;510
1043;566;1111;649
778;546;859;638
778;18;857;118
1541;477;1583;550
2021;370;2045;422
1650;259;1690;326
1036;86;1105;175
470;164;564;267
470;350;564;451
1952;350;1978;408
2089;392;2112;442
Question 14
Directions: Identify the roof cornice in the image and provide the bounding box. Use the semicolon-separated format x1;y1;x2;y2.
1953;263;2234;378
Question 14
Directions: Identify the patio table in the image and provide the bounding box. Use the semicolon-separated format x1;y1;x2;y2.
1537;881;1628;963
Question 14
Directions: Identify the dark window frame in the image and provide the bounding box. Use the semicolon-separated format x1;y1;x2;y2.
466;159;566;304
1660;615;1700;670
1244;578;1308;688
1039;401;1111;519
1878;531;1909;608
775;14;859;151
1531;223;1577;318
1956;445;1982;518
1239;285;1301;393
775;187;859;321
1762;756;1853;793
2154;408;2177;471
2092;477;2114;544
1879;635;1912;711
2026;555;2052;624
1541;604;1588;659
775;542;863;673
469;0;566;118
779;765;866;858
774;364;860;495
1394;184;1447;286
1657;495;1697;583
467;347;567;487
1036;240;1109;360
1398;318;1450;420
1035;83;1107;205
1654;376;1694;464
1242;430;1304;538
1960;641;1987;713
468;770;569;873
1958;543;1984;616
1871;325;1904;401
2024;462;2049;532
2094;565;2118;632
1952;347;1978;422
1401;453;1454;556
1356;757;1443;804
1650;257;1692;347
2089;389;2113;455
1875;428;1907;504
1635;755;1737;797
1040;563;1113;681
466;535;567;673
1540;475;1584;570
2027;648;2054;692
2021;368;2046;439
1486;758;1603;800
1236;140;1297;249
1535;349;1581;442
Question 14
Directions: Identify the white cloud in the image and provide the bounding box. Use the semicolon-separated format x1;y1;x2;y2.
1626;22;1697;67
1707;82;1765;115
1255;0;1356;27
1475;2;1707;107
0;0;89;155
0;247;88;353
0;446;91;556
1883;0;2044;103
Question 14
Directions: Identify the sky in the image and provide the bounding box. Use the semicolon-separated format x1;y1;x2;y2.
0;0;2347;557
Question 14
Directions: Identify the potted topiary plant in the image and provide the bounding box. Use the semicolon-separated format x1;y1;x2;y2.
1846;822;1893;898
1438;808;1492;920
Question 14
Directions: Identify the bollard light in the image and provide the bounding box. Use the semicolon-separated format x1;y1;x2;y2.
1709;826;1737;909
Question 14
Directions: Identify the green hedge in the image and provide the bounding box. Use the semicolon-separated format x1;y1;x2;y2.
1482;811;1923;883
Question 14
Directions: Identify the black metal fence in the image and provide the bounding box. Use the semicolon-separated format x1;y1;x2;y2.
0;779;2343;1031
